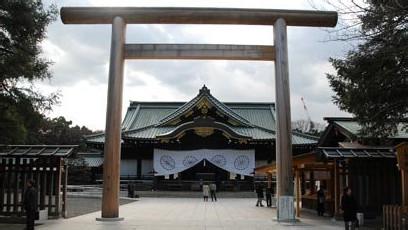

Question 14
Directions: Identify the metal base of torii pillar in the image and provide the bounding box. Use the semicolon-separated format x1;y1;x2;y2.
59;7;337;221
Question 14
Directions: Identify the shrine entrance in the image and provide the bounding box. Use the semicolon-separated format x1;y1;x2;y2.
180;160;229;181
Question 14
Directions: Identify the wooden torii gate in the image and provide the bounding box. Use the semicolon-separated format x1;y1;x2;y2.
60;7;337;221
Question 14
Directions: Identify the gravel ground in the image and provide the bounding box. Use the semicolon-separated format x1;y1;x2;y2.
0;197;136;229
65;197;135;218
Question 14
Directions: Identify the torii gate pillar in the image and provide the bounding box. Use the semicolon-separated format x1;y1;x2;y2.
274;18;294;220
98;16;126;220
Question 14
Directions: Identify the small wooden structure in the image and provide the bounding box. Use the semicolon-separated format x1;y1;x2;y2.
319;147;399;218
256;146;399;218
383;205;408;230
256;152;333;217
383;142;408;229
0;145;76;218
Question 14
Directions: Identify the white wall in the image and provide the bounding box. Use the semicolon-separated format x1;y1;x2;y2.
120;159;138;176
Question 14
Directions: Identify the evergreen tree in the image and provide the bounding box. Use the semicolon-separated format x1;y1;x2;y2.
38;116;93;147
0;0;58;143
327;0;408;137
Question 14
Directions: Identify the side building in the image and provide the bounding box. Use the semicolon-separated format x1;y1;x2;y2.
257;117;408;218
316;117;407;217
84;86;318;191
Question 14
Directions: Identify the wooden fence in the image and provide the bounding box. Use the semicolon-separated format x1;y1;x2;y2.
383;205;408;230
0;157;68;218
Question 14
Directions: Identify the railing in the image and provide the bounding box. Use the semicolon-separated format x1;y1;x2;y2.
383;205;408;230
0;157;67;218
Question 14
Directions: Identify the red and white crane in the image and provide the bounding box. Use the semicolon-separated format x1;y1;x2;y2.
300;97;314;132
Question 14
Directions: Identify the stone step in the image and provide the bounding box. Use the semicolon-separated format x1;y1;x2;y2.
132;191;257;198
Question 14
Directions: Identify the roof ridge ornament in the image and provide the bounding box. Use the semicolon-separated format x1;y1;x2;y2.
199;85;210;94
158;86;253;127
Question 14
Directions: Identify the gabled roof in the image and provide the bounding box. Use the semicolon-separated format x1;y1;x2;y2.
0;145;77;158
158;85;252;127
86;86;319;145
121;101;277;132
320;117;408;142
122;103;180;131
77;152;104;167
119;126;318;144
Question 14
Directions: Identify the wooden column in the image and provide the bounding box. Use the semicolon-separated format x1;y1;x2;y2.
100;16;126;220
334;160;340;217
0;159;5;213
62;165;68;218
47;164;54;216
6;159;12;214
274;17;295;221
55;158;62;216
401;170;408;206
330;163;335;216
295;168;301;217
396;143;408;206
40;167;46;210
13;159;19;213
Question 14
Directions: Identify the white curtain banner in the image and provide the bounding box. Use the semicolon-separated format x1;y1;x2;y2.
153;149;255;176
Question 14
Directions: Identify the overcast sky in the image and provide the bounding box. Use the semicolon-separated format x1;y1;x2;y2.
39;0;351;130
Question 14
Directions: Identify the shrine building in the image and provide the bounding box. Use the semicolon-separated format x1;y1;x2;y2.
84;86;318;190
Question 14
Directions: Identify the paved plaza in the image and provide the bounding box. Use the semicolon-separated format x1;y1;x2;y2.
30;198;349;230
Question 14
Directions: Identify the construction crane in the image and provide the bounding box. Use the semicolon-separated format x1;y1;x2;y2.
300;97;314;132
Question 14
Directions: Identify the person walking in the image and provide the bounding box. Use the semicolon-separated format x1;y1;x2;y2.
255;184;264;207
317;186;326;216
210;183;217;202
203;184;210;202
23;180;38;230
265;185;272;207
341;187;358;230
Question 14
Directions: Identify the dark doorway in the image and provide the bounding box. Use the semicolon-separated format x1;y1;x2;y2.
179;159;229;181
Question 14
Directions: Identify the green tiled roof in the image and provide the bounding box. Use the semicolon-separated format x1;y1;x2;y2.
76;152;104;167
85;133;106;144
319;147;395;159
121;103;277;132
121;126;318;145
0;145;77;158
158;85;252;127
87;87;319;145
122;105;179;131
328;119;408;139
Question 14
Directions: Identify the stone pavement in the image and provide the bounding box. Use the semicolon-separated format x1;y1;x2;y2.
31;198;348;230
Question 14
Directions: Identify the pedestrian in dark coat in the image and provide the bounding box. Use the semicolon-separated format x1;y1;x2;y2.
341;187;358;230
255;184;264;207
265;185;273;207
317;187;325;216
209;183;217;202
23;180;38;230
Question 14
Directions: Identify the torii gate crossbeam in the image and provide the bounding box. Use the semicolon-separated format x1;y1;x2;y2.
60;7;337;222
